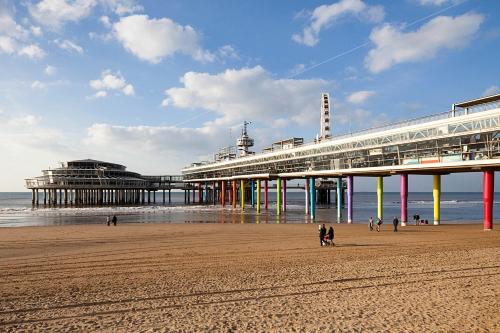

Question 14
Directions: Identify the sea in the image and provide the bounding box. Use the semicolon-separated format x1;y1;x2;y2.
0;192;498;227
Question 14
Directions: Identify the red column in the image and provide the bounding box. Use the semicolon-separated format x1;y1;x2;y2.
192;185;196;203
483;171;494;230
264;180;268;210
198;183;202;203
221;181;226;207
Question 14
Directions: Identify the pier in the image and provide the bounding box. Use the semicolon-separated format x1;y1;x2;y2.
25;159;187;206
24;94;500;230
182;94;500;230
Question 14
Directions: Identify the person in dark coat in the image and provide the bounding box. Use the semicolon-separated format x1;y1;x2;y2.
328;226;334;245
393;216;399;232
319;224;327;246
112;215;117;226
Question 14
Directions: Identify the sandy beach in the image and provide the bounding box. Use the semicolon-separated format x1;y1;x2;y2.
0;222;498;332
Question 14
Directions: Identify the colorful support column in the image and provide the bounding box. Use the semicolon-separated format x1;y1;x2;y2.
433;175;441;225
309;177;316;220
264;180;268;210
347;176;353;223
256;180;261;213
204;182;208;204
283;179;287;211
240;179;245;210
251;180;255;207
483;171;494;230
233;180;237;208
337;176;342;223
198;183;203;203
400;174;408;226
276;178;281;216
221;181;226;207
377;176;383;221
305;179;310;215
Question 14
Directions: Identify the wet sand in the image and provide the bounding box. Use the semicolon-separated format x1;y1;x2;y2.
0;223;498;332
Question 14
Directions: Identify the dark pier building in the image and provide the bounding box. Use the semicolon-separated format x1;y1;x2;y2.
25;159;185;206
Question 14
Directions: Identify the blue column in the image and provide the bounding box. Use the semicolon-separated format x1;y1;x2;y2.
204;182;208;204
337;176;342;223
251;180;255;207
309;177;316;220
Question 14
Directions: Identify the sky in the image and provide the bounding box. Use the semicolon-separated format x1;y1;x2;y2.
0;0;499;192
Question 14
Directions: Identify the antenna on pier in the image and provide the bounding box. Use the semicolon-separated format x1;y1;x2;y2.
319;93;331;141
237;121;254;157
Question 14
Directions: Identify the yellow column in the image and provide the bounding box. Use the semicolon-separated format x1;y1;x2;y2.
240;179;245;210
256;180;261;213
377;176;383;221
433;175;441;225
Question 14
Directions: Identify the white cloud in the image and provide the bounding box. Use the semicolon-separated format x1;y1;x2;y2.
28;0;142;29
482;86;499;97
162;66;330;127
31;80;46;90
122;83;134;96
89;69;135;97
418;0;458;5
0;8;29;39
8;114;42;126
92;90;107;98
30;26;42;36
99;15;111;28
29;0;97;29
45;65;57;75
365;13;484;73
0;36;16;54
83;123;230;173
293;0;384;46
113;14;215;63
0;7;46;59
55;39;84;54
217;45;239;59
347;90;375;104
18;44;46;58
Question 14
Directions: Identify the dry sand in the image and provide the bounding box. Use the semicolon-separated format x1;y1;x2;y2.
0;222;498;332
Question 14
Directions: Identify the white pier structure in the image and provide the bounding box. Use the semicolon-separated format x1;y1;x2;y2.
183;94;500;230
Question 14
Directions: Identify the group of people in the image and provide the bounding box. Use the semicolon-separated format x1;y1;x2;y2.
368;216;399;232
412;213;429;225
106;215;118;226
318;224;334;246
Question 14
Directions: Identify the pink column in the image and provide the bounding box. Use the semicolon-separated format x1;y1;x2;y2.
400;174;408;226
483;171;494;230
264;180;268;210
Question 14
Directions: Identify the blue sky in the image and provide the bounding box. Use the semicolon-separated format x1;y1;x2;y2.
0;0;499;191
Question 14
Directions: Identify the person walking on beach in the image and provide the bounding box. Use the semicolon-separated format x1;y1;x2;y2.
328;226;334;246
369;217;374;231
112;215;117;226
106;216;110;226
319;224;327;246
376;218;382;232
415;213;420;226
393;216;399;232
